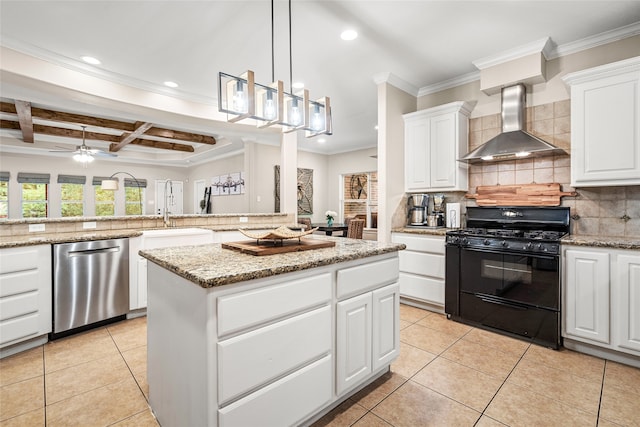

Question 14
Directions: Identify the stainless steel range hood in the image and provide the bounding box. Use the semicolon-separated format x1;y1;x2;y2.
459;84;567;163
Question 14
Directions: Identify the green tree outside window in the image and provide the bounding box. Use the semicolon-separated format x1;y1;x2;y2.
0;182;8;218
22;183;48;218
95;185;115;216
61;183;84;217
125;187;143;215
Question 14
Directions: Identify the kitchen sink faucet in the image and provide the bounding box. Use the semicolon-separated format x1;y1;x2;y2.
163;179;175;227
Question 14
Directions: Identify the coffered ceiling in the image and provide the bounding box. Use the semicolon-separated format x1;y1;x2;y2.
1;1;639;166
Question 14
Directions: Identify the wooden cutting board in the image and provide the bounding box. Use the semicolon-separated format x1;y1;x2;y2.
465;183;576;206
222;238;335;256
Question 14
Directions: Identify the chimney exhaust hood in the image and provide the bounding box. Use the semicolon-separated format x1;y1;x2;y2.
459;84;567;164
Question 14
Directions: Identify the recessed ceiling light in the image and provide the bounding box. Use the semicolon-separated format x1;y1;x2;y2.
340;30;358;41
164;81;179;88
317;138;326;143
81;56;101;65
292;82;305;89
374;124;379;131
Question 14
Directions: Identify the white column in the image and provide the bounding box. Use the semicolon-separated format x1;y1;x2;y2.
280;131;298;219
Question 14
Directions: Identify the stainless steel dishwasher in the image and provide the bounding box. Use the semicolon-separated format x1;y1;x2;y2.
53;238;129;335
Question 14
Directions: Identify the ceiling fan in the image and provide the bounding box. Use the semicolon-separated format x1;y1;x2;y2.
49;125;117;163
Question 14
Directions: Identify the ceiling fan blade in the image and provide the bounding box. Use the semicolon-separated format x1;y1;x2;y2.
90;150;118;158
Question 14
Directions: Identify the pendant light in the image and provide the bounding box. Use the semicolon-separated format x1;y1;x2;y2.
217;0;331;137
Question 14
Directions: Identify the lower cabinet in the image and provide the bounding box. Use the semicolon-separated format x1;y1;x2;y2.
0;244;52;353
391;232;445;310
563;246;640;357
336;283;400;395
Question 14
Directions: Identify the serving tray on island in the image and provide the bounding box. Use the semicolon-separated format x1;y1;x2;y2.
222;238;335;256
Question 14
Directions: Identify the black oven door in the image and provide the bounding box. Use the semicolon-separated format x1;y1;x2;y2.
457;247;560;348
459;248;559;310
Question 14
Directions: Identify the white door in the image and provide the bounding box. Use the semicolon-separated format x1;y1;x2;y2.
372;283;400;371
155;180;184;215
564;249;610;344
193;179;206;214
336;292;372;395
617;254;640;352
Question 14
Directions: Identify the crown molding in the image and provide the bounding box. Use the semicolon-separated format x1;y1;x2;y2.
372;72;419;96
548;21;640;60
472;37;553;70
418;71;480;97
0;37;217;106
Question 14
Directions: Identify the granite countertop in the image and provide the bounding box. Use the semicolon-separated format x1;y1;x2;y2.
561;235;640;250
0;230;144;248
139;236;406;288
392;227;449;236
0;224;301;248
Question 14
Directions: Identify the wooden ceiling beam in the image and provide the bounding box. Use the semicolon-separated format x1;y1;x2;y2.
2;119;194;152
111;121;154;152
29;107;136;131
0;102;17;114
14;100;34;143
145;127;216;145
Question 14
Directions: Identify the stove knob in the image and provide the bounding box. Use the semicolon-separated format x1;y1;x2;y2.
483;239;490;245
501;240;508;247
535;243;543;251
525;242;533;250
461;237;468;245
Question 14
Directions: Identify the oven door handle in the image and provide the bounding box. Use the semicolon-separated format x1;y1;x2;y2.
478;295;529;311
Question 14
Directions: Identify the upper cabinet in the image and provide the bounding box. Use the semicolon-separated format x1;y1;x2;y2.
403;101;472;192
563;56;640;187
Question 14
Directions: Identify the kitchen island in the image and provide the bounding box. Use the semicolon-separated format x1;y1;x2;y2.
139;236;405;427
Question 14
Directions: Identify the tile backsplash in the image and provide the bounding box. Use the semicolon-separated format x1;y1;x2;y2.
452;99;639;237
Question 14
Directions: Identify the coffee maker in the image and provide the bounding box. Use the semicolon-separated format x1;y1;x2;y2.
432;193;445;227
408;194;428;225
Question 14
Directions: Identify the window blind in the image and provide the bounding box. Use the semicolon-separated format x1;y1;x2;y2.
17;172;50;184
57;175;87;184
92;176;115;186
124;178;147;188
0;172;9;182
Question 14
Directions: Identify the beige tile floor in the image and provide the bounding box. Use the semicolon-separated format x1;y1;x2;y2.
1;305;639;426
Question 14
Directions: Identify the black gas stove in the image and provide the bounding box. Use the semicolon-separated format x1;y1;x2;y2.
445;206;570;349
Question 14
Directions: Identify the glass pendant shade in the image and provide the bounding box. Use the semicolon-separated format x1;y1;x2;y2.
218;71;255;122
305;97;332;137
73;152;94;163
283;89;309;132
255;80;284;127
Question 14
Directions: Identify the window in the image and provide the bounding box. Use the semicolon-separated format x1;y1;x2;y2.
58;175;86;217
18;172;50;218
93;176;115;216
342;172;378;228
0;172;8;219
124;178;146;215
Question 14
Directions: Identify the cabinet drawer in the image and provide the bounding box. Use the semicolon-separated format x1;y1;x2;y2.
218;306;331;404
0;292;38;321
392;234;445;254
399;251;445;279
0;313;39;345
0;270;39;297
398;273;444;305
218;355;332;427
337;257;399;299
0;247;42;274
218;273;331;336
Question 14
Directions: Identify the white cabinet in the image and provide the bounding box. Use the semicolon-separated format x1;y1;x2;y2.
132;228;214;310
564;249;610;344
403;101;472;192
563;56;640;187
563;245;640;358
617;254;640;352
0;245;51;354
392;233;445;311
335;258;400;395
